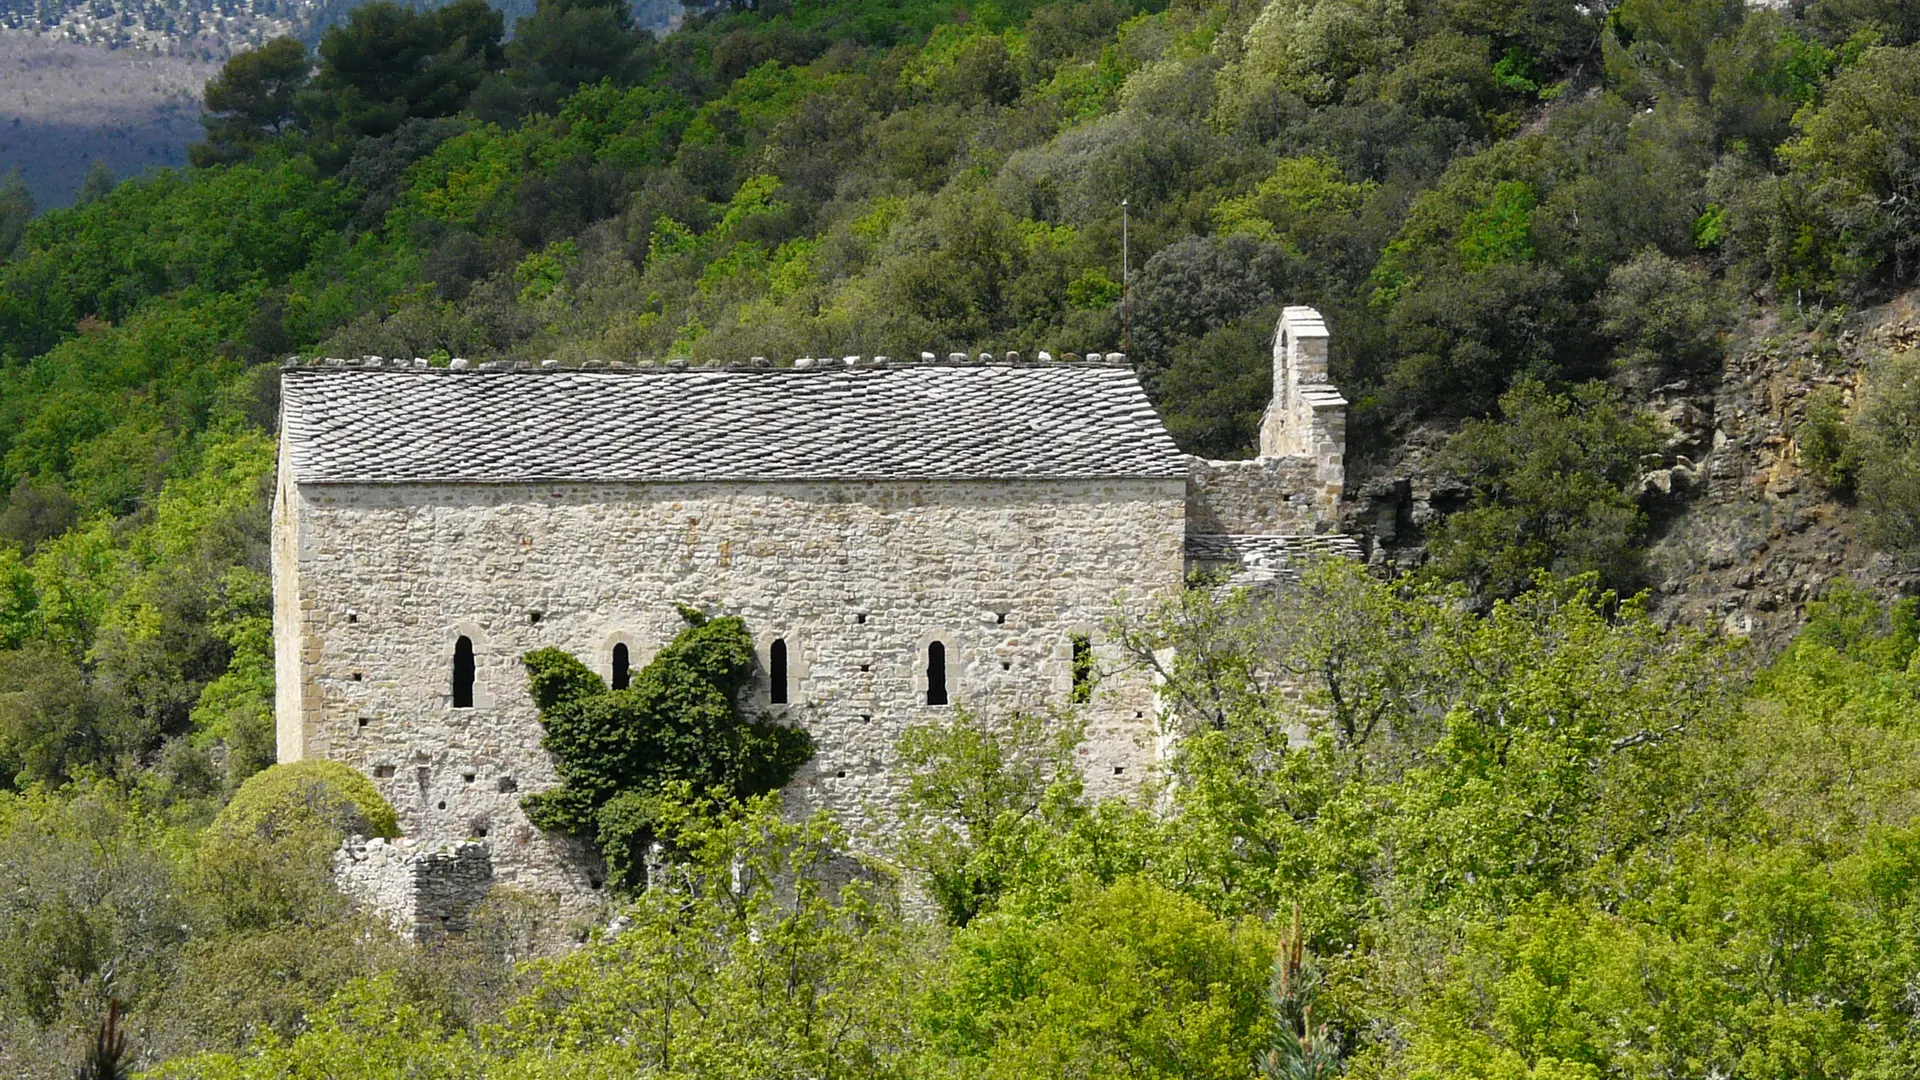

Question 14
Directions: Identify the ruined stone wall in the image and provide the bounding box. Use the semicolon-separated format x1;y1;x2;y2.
334;836;494;940
1187;307;1348;536
278;477;1187;910
1185;456;1327;535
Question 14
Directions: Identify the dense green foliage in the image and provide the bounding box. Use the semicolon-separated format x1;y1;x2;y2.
100;568;1920;1079
5;0;1920;1072
1425;380;1663;599
521;610;813;888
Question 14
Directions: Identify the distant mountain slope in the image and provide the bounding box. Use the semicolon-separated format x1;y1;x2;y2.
0;0;679;56
0;0;681;206
0;0;307;57
0;34;214;207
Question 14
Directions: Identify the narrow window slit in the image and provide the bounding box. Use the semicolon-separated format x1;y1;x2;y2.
453;635;475;708
926;641;949;706
612;643;630;690
770;638;789;704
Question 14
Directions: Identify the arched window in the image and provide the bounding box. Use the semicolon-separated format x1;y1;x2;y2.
770;638;788;705
926;641;949;706
453;636;475;708
1070;634;1094;704
611;643;631;690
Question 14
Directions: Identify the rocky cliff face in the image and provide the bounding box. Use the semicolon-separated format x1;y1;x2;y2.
1348;291;1920;653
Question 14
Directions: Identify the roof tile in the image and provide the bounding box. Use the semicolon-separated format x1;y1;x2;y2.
283;365;1189;484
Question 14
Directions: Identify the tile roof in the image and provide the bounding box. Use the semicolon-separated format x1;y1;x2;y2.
281;364;1190;484
1184;533;1366;586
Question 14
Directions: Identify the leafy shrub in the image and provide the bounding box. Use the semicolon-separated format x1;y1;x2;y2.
1852;350;1920;552
1598;248;1729;389
1796;385;1860;493
211;760;399;844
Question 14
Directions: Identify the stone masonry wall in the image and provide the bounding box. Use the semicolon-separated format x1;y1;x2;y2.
1186;307;1348;536
1185;456;1326;535
334;836;494;940
278;477;1187;911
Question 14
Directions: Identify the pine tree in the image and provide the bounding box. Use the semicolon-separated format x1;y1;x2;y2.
76;160;115;207
1256;908;1342;1080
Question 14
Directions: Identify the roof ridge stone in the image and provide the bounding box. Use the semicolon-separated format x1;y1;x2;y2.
282;352;1132;373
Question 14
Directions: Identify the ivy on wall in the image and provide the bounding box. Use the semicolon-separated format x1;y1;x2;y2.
520;607;813;890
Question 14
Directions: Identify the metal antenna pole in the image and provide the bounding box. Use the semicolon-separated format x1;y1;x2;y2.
1121;199;1130;356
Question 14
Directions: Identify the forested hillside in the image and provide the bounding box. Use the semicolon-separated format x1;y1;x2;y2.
4;0;1920;1074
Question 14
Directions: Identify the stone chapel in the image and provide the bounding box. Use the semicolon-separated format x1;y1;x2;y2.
273;306;1357;918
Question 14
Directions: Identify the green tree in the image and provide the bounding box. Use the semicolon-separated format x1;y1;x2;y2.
71;1002;127;1080
520;609;812;889
74;162;114;209
924;878;1274;1080
0;168;33;261
191;38;312;167
1426;380;1663;599
501;0;655;118
1805;0;1920;47
300;0;505;170
1596;248;1728;389
1110;561;1737;938
0;646;132;788
1853;349;1920;552
1256;910;1341;1080
1771;44;1920;293
1602;0;1746;104
893;708;1090;926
